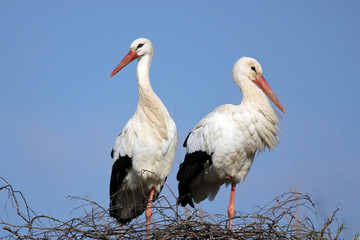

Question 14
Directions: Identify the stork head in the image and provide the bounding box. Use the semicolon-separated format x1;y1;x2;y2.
109;38;153;78
233;57;286;114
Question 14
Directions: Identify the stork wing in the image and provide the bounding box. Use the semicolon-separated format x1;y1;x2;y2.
109;121;138;223
177;110;221;207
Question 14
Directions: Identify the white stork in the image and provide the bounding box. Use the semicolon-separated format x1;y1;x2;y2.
177;57;286;229
108;38;177;232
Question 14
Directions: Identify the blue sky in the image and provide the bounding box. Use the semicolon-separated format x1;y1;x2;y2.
1;0;359;237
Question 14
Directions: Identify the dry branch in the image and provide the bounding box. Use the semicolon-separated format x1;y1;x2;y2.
0;176;352;239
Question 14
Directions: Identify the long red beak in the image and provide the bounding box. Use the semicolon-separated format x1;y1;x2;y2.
109;50;138;78
254;76;286;114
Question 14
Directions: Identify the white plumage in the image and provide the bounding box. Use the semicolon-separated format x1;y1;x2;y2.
109;38;177;229
177;57;285;229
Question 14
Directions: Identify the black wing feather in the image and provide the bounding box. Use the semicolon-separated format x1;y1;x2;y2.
109;153;132;222
183;132;191;147
177;149;212;208
109;152;166;224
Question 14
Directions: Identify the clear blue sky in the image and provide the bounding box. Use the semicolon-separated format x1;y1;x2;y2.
1;0;359;237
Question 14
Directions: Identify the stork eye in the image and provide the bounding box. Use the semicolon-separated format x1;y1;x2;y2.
137;43;145;49
251;66;257;72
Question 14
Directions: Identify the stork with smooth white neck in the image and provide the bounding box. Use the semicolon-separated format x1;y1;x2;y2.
109;38;177;235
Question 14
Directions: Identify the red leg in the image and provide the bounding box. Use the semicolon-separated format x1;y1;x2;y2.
145;187;155;238
227;183;236;230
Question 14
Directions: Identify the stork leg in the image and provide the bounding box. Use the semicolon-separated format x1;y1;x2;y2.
145;187;155;238
227;183;236;230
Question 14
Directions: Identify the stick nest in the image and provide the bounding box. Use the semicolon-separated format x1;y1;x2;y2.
0;176;357;239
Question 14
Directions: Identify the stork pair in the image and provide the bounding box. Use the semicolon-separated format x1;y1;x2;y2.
108;38;286;232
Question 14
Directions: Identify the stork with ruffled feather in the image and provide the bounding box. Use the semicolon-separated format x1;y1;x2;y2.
177;57;286;229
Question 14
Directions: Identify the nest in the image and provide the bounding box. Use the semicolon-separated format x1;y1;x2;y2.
0;176;356;239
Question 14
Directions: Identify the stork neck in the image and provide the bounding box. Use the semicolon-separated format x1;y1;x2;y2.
136;54;160;112
134;54;169;140
235;74;271;109
136;54;153;91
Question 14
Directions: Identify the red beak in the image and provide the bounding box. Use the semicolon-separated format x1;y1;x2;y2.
254;76;286;114
109;50;138;78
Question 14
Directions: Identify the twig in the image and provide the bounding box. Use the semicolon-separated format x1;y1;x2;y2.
0;176;351;239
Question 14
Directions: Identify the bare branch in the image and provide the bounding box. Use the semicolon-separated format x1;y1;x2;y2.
0;176;353;239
